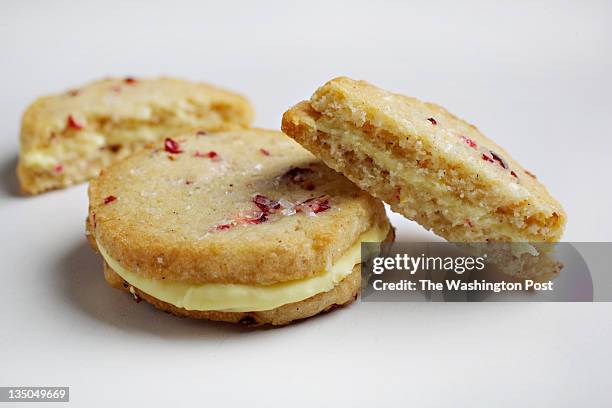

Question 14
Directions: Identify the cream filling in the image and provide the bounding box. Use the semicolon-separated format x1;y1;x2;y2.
97;224;388;312
22;131;107;169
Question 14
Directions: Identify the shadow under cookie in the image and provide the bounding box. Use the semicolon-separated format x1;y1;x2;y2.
0;155;21;197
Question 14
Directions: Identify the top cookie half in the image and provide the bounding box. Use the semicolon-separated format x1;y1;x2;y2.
87;129;389;285
18;77;253;194
282;77;566;242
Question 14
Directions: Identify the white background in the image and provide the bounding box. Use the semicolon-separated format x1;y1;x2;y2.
1;1;611;406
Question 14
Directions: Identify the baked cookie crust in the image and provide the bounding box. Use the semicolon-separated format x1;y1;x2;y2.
18;77;253;194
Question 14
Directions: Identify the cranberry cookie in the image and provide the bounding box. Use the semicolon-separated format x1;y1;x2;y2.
282;77;566;280
87;129;392;325
18;77;253;194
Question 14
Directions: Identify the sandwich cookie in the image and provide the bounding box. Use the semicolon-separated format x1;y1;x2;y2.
282;77;566;280
87;129;393;325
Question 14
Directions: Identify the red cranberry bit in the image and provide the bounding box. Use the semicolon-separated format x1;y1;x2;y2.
216;223;233;230
510;171;518;178
310;199;330;214
185;180;194;185
489;151;508;169
195;130;207;136
164;138;182;154
427;117;437;125
103;195;117;204
252;194;280;215
53;164;63;173
67;115;83;130
465;219;473;228
195;150;219;159
460;135;477;149
92;212;97;228
124;77;137;84
260;148;270;156
301;196;331;214
481;153;495;164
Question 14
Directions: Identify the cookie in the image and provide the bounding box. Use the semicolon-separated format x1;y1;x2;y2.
87;129;393;325
281;77;567;279
282;77;566;244
18;77;253;194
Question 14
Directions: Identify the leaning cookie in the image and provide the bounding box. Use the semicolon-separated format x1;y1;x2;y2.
282;77;566;243
87;129;393;326
18;77;253;194
282;77;566;280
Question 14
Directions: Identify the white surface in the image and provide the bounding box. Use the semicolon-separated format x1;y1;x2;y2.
1;1;611;406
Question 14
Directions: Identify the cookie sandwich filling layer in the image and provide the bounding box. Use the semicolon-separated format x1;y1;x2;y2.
96;224;389;312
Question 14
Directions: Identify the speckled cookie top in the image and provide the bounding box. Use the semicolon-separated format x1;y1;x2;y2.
87;129;389;285
20;77;253;151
